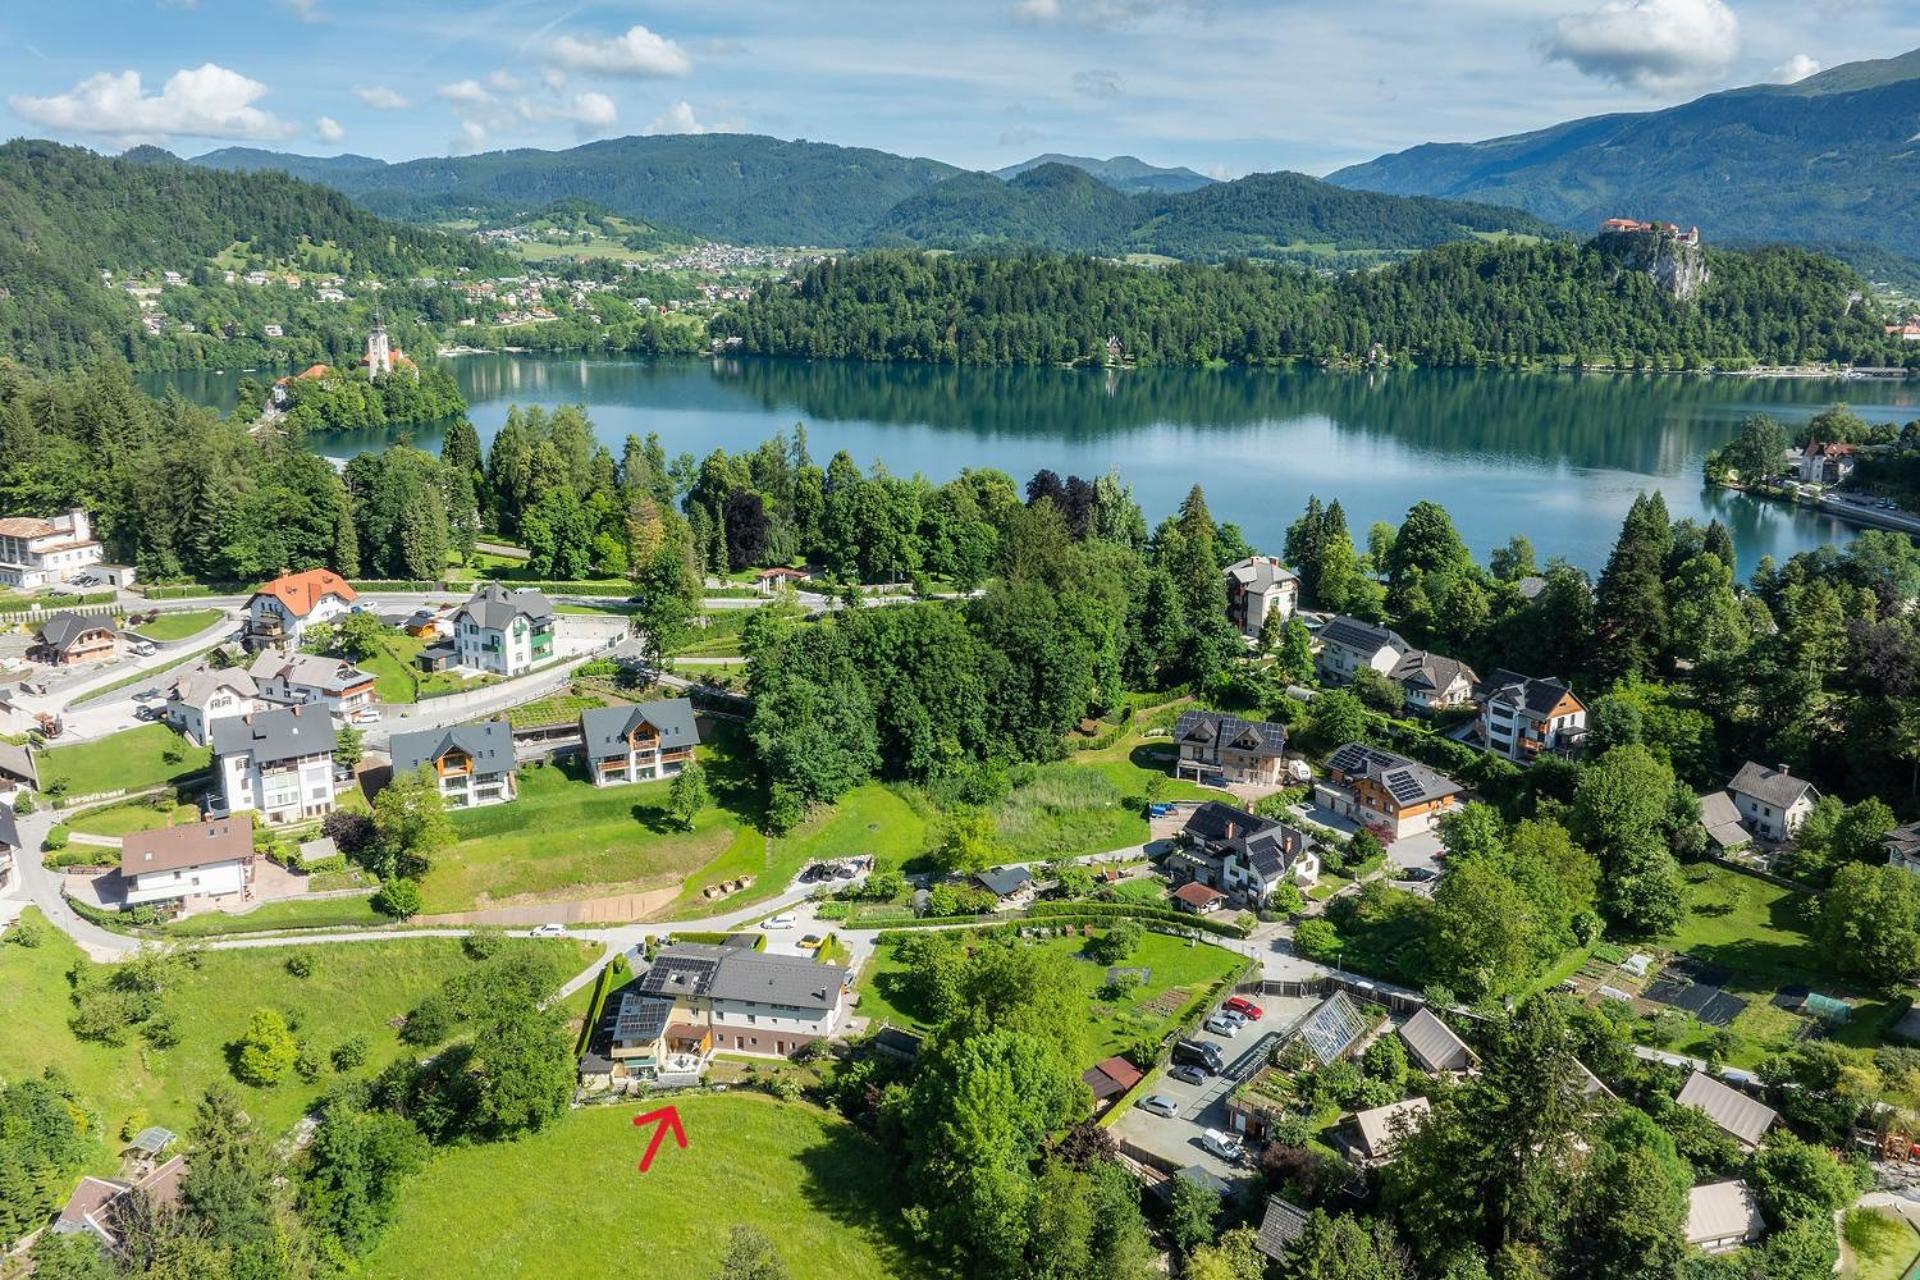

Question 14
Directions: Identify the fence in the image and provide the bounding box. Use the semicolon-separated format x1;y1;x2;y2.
0;602;119;627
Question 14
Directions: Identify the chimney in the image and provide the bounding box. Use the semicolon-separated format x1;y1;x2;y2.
1224;821;1238;841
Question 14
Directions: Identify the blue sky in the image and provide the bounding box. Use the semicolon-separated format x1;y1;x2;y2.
3;0;1916;176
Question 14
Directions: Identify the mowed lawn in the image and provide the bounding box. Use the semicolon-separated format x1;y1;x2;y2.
67;799;202;837
418;728;764;914
40;723;212;797
859;929;1246;1063
364;1096;925;1280
0;910;595;1161
130;609;225;642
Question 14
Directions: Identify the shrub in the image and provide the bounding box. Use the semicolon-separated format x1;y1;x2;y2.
285;950;317;979
141;1009;181;1050
120;1111;149;1142
402;993;456;1045
295;1043;326;1082
331;1035;370;1072
1294;919;1342;963
43;825;70;852
4;915;47;948
462;931;504;961
11;792;34;816
1086;920;1145;965
373;879;422;920
234;1008;298;1085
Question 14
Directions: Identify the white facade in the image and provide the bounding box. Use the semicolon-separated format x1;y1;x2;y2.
1732;789;1815;844
165;681;258;747
708;996;844;1055
249;653;376;715
219;750;337;824
244;582;355;651
123;858;248;908
0;510;104;588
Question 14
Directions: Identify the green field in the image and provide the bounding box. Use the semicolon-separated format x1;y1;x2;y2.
360;631;482;702
365;1095;923;1280
67;798;202;837
418;729;763;914
858;929;1245;1063
40;723;212;798
0;910;595;1157
151;894;388;938
130;609;225;642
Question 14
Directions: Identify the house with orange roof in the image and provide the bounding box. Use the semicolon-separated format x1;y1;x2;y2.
242;567;359;652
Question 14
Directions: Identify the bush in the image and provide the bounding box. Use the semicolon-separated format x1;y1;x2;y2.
295;1042;326;1082
331;1035;370;1072
1294;919;1342;963
234;1008;298;1085
4;915;47;948
43;825;70;852
1086;920;1145;965
402;993;456;1046
462;931;504;961
285;950;317;979
373;879;422;920
11;792;34;816
141;1009;181;1049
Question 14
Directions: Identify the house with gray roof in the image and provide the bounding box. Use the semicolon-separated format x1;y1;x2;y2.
1677;1071;1777;1150
1225;556;1298;638
1169;800;1319;903
248;650;376;715
1389;649;1479;712
1686;1180;1766;1254
1316;615;1409;683
1475;669;1588;762
452;583;557;676
1697;790;1753;853
211;705;339;824
388;719;517;808
617;943;850;1072
164;667;259;746
1255;1197;1312;1263
1724;762;1820;844
580;699;699;786
1341;1097;1430;1167
1173;709;1289;787
1889;821;1920;877
0;800;18;892
1397;1007;1475;1074
1317;742;1463;840
31;612;117;666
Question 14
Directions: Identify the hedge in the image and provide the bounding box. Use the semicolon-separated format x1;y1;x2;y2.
142;584;232;599
349;580;443;592
1026;901;1253;940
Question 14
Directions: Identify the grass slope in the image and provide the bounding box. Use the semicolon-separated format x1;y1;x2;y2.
364;1095;924;1280
40;723;211;797
129;609;224;642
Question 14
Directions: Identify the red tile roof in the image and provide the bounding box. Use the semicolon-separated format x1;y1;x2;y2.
251;568;357;618
1172;881;1226;907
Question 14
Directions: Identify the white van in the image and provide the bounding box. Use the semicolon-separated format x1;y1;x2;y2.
1201;1129;1244;1162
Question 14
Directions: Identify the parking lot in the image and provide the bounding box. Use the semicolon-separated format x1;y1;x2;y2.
1109;992;1321;1183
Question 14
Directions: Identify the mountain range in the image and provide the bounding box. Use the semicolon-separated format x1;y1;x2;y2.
1328;47;1920;269
990;153;1214;194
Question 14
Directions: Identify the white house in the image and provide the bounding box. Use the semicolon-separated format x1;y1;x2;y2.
387;720;518;808
211;706;339;825
242;568;359;651
1389;650;1479;712
616;944;851;1072
580;700;700;785
164;668;260;746
1724;762;1820;844
1225;556;1299;639
0;509;104;588
1315;616;1409;682
1476;670;1589;762
452;583;557;676
248;651;377;715
118;816;254;912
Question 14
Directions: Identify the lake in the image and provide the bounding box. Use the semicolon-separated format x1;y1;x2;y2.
150;356;1920;580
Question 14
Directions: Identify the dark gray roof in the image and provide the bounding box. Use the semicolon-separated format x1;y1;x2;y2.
1243;824;1314;880
1890;822;1920;862
1318;615;1407;656
0;801;18;851
1174;709;1286;757
0;742;35;789
1183;799;1269;844
636;945;726;999
1390;649;1478;694
612;992;672;1044
1481;668;1579;717
37;612;115;652
1677;1071;1777;1147
389;719;515;777
974;865;1033;897
1514;575;1549;600
1256;1197;1311;1261
705;949;848;1011
209;705;337;763
1324;742;1461;806
1728;762;1818;811
1225;556;1298;592
454;582;556;631
580;699;700;762
1698;791;1751;850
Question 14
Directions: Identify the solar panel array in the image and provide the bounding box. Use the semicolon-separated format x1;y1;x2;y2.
1298;992;1370;1066
613;993;671;1042
1383;770;1429;804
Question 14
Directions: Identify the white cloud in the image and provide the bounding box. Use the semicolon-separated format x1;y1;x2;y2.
279;0;318;18
1012;0;1205;27
451;120;487;153
1543;0;1741;90
437;79;492;106
9;63;294;142
644;100;738;136
514;91;619;137
549;24;691;77
1768;53;1822;83
487;70;524;93
315;114;344;143
353;85;409;110
542;68;569;92
1071;68;1122;99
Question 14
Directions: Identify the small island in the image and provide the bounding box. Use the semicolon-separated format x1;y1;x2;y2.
256;316;466;432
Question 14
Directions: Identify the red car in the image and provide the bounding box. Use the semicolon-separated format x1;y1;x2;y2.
1222;996;1263;1021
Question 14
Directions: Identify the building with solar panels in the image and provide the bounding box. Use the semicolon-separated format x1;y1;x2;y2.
607;943;851;1078
1316;742;1463;840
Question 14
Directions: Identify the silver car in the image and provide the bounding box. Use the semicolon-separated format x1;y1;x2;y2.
1137;1094;1180;1118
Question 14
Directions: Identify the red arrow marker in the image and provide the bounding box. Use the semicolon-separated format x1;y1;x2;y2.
633;1105;688;1174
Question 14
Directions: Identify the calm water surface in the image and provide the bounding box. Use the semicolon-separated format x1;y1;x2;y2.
150;356;1920;580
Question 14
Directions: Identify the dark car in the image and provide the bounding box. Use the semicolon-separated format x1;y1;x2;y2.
1405;866;1440;882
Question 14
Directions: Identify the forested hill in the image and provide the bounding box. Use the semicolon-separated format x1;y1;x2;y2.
191;133;962;246
0;140;510;370
863;164;1558;261
715;240;1914;371
1327;47;1920;267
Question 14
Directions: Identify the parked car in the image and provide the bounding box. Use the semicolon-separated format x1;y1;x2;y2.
1203;1015;1240;1037
134;705;160;722
799;934;824;950
1169;1063;1209;1086
1218;1009;1247;1028
1137;1094;1180;1118
126;639;156;657
529;923;566;937
1405;866;1440;883
349;708;382;726
1223;996;1264;1020
1201;1129;1245;1162
1172;1039;1224;1073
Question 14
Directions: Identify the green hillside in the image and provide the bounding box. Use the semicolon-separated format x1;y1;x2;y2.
193;133;961;246
992;152;1214;194
863;164;1560;261
0;139;510;370
1327;46;1920;264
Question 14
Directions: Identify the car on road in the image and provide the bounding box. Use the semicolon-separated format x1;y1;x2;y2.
799;934;824;950
1168;1064;1209;1086
349;708;382;726
1137;1094;1180;1118
1223;996;1264;1020
1202;1015;1240;1037
1200;1129;1245;1162
131;688;163;705
1404;866;1440;883
764;913;797;929
134;705;160;722
126;639;156;657
529;923;566;937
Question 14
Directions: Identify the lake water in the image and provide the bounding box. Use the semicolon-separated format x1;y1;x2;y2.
151;356;1920;580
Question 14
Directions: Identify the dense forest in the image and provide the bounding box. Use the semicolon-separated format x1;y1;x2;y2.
717;242;1916;370
0;141;511;371
865;164;1560;261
